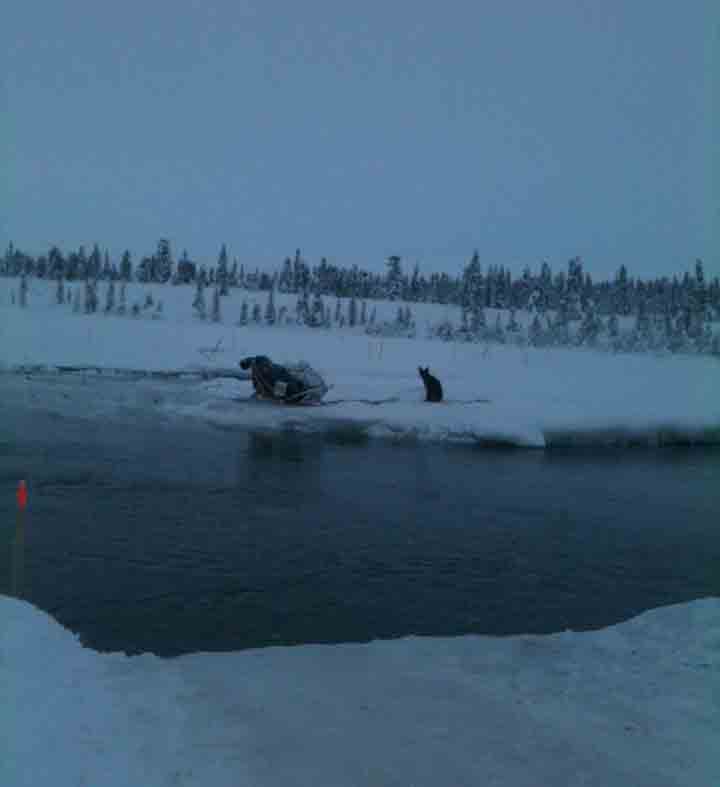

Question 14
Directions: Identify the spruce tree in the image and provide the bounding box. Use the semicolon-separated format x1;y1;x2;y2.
118;282;127;315
385;256;403;301
529;314;543;346
19;273;28;307
334;299;342;324
217;244;229;295
311;294;324;327
211;287;222;322
461;251;483;310
84;279;98;313
105;280;116;313
264;288;276;325
607;312;619;338
102;251;112;280
120;251;132;282
193;280;207;320
88;244;102;280
239;300;249;326
493;312;505;343
252;302;262;323
470;305;487;337
348;296;358;327
296;292;309;325
360;300;367;325
578;305;600;346
56;274;65;305
156;239;173;283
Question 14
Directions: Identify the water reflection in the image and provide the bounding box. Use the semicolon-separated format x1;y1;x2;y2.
10;511;25;599
242;429;324;492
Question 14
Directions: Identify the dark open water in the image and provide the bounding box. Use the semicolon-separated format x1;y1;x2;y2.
1;395;719;657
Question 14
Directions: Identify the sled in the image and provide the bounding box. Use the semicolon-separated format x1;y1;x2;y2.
249;361;330;405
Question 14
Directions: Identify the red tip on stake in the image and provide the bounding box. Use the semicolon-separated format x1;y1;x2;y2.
17;480;28;510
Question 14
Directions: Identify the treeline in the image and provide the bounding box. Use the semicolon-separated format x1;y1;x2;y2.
3;238;719;333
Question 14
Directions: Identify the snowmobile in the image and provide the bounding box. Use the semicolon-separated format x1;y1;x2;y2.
238;356;329;405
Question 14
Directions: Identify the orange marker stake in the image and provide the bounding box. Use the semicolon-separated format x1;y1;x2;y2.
17;480;28;510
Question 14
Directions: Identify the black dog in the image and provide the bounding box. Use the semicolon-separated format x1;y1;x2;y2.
418;366;443;402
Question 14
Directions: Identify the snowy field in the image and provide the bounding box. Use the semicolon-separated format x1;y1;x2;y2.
1;278;719;447
2;595;717;786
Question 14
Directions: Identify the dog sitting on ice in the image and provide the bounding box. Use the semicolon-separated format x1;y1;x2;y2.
418;366;443;402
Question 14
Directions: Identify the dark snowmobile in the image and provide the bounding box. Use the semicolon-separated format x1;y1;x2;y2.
239;356;329;404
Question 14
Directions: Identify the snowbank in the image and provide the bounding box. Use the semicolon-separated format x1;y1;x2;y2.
2;279;719;448
1;595;717;786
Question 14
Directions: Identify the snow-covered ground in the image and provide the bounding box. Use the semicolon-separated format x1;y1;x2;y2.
2;278;719;447
2;595;717;787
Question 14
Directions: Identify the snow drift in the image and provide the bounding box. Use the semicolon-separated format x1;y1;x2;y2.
1;595;717;787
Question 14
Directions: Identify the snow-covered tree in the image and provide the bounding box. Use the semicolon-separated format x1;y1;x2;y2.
104;280;116;314
529;314;544;346
470;305;487;337
461;251;483;310
239;299;249;326
264;288;276;325
506;310;521;343
295;291;310;325
211;287;222;323
578;304;602;347
550;310;569;346
251;302;262;323
193;280;207;320
19;273;28;307
607;312;619;338
360;300;367;325
492;312;505;343
309;293;325;327
118;283;127;315
217;244;229;296
56;274;65;305
348;296;358;327
84;279;98;313
119;250;132;282
385;256;403;301
88;244;102;280
155;239;173;283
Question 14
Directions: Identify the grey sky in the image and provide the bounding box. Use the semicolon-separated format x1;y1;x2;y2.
3;0;716;278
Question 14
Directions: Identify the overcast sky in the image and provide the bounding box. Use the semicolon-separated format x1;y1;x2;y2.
3;0;716;278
